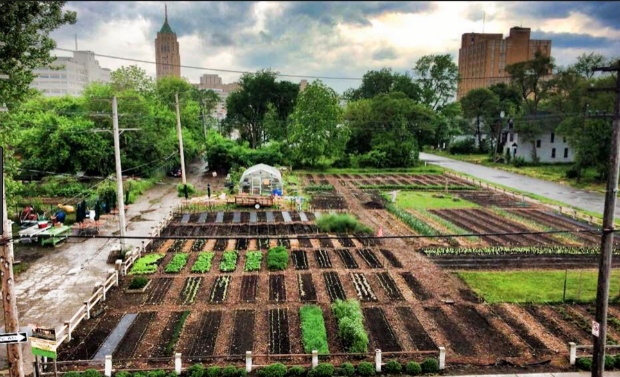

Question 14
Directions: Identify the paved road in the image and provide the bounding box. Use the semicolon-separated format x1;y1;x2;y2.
420;152;617;215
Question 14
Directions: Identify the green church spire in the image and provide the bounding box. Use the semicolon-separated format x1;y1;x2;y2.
159;4;175;34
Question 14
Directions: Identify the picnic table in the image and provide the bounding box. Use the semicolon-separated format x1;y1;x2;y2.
39;225;71;246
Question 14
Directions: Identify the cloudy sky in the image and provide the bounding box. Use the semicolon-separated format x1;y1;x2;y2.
50;1;620;93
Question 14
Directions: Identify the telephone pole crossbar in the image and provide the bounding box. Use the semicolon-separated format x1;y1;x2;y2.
590;59;620;377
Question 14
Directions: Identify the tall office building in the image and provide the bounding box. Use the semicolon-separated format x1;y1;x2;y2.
155;5;181;79
457;27;551;99
29;50;111;97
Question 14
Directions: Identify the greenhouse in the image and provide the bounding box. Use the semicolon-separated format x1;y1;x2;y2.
239;164;283;195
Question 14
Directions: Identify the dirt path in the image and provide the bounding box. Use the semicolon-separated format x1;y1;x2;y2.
0;160;212;371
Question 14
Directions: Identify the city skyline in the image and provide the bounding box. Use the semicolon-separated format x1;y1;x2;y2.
49;1;620;93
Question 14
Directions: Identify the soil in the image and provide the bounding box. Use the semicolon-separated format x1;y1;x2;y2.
292;250;309;270
268;308;291;354
395;307;437;350
375;272;404;301
229;310;255;356
314;249;332;268
269;274;287;302
351;273;378;302
357;249;383;268
399;272;433;300
113;311;155;358
323;272;347;302
297;273;317;302
336;249;359;269
189;311;222;357
239;275;258;303
378;249;403;268
363;307;401;352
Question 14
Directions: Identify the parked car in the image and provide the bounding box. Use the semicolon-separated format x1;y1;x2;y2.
169;167;182;177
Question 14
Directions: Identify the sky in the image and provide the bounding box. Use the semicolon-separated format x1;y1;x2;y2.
50;1;620;94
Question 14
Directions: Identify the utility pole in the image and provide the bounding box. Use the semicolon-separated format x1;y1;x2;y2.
591;60;620;377
0;42;23;377
175;92;187;185
112;97;127;250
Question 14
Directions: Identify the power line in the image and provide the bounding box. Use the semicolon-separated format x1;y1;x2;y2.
53;47;364;81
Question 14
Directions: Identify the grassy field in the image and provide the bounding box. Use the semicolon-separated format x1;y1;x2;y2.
426;149;606;193
392;191;478;210
457;270;620;304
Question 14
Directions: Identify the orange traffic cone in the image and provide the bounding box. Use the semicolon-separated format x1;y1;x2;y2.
377;226;383;237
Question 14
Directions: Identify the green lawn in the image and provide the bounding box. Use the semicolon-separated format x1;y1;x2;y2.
392;191;478;210
427;149;606;194
457;270;620;304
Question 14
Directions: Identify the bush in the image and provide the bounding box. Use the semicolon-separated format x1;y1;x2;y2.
65;372;81;377
331;300;368;353
512;156;527;167
449;138;477;155
299;305;329;353
355;150;389;168
339;363;355;377
615;354;620;369
577;357;592;371
83;370;102;377
421;359;439;374
266;246;289;271
566;167;580;179
257;364;287;377
177;183;197;198
384;360;402;374
310;364;334;377
147;371;166;377
222;366;238;377
356;362;375;377
237;369;247;377
315;214;372;234
405;361;422;375
288;366;306;377
206;366;222;377
128;277;149;289
606;355;615;370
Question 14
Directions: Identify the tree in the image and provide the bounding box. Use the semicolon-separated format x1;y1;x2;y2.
504;50;555;114
289;80;347;166
266;80;299;142
514;119;543;163
0;1;77;110
460;88;499;153
413;54;459;111
571;53;606;79
111;65;155;96
345;68;420;101
489;82;522;115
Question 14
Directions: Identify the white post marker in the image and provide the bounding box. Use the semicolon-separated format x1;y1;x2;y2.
245;351;252;373
312;350;318;369
593;320;600;337
439;347;446;370
375;349;382;372
104;355;112;377
175;353;182;374
569;342;577;366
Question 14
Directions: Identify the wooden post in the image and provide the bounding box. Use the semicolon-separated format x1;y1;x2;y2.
64;321;72;342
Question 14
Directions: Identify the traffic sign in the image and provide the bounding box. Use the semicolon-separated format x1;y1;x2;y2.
0;332;28;344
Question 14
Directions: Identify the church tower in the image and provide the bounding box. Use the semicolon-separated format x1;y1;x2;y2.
155;5;181;79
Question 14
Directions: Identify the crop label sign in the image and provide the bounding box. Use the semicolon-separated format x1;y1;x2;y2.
31;326;58;359
592;320;600;337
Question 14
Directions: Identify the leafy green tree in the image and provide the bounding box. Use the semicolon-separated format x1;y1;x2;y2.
505;50;555;114
570;53;606;79
345;68;420;101
431;102;468;149
413;54;459;111
0;1;77;110
111;65;155;96
289;80;347;166
489;82;522;115
265;81;299;142
460;88;499;153
514;119;543;163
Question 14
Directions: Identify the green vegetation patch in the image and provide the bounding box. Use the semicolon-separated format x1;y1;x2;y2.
191;252;215;273
220;250;239;272
331;299;369;353
129;254;164;275
244;251;263;272
360;184;474;191
424;246;607;256
299;305;330;353
457;270;620;303
165;253;190;273
392;191;478;210
128;277;149;290
266;246;289;271
165;310;190;356
305;185;335;192
315;213;372;234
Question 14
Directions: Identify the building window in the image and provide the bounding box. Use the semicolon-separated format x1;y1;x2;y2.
551;148;556;158
536;140;541;148
550;133;555;143
509;133;514;142
564;148;568;158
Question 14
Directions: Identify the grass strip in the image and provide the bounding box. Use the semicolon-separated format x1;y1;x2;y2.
299;305;330;353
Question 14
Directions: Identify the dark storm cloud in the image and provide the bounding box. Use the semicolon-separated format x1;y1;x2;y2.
531;30;612;49
507;1;620;29
372;47;397;61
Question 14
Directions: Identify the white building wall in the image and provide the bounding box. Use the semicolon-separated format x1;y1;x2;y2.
30;51;111;97
504;131;573;163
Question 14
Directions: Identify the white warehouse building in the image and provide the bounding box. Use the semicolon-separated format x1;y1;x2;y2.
30;51;111;97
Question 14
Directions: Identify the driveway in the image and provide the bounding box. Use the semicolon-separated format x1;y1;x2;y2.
420;152;616;215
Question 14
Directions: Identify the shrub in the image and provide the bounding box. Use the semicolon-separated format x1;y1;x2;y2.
266;246;289;271
421;358;439;374
315;214;372;234
65;372;81;377
512;156;527;167
147;371;167;377
577;357;592;371
339;363;355;377
165;253;189;273
83;370;102;377
356;362;375;377
449;138;477;155
220;250;239;272
257;363;287;377
566;167;580;179
222;366;238;377
299;305;329;353
288;366;306;377
405;361;422;375
128;277;149;289
245;251;263;272
206;366;222;377
237;369;247;377
384;360;402;374
331;300;368;353
311;364;334;377
615;354;620;369
606;355;615;370
177;183;197;198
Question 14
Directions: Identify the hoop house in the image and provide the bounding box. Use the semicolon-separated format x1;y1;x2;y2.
239;164;283;195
